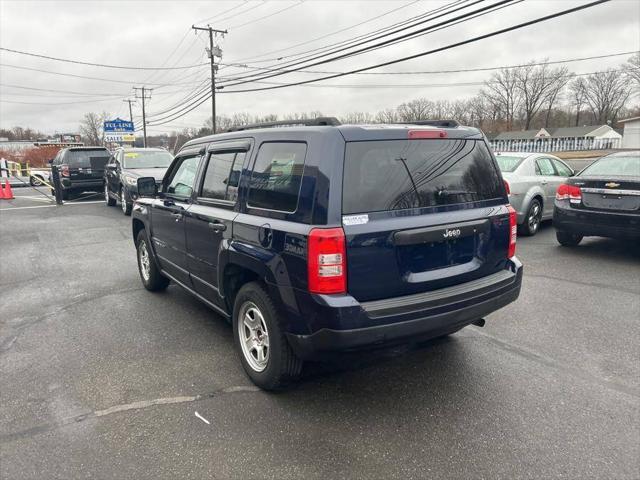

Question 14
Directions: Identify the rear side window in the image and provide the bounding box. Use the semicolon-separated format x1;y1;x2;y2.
535;158;555;176
64;149;110;168
342;139;503;215
552;159;573;177
200;151;245;202
495;155;525;172
247;142;307;212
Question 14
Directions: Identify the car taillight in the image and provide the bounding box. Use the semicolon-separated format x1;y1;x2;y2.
555;183;581;203
307;227;346;294
507;205;517;258
504;179;510;195
60;164;70;177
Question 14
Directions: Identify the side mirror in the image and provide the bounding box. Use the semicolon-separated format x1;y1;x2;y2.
137;177;157;198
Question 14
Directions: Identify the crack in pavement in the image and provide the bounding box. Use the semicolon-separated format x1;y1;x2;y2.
0;286;145;353
468;328;640;400
525;272;640;296
0;385;260;444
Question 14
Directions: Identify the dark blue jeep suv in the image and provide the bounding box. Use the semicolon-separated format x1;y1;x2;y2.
131;118;523;389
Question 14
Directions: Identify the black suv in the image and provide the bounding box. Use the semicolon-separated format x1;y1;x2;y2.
104;147;173;215
131;118;523;389
50;146;111;199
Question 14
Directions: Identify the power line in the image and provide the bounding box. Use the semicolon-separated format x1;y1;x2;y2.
228;1;305;30
0;97;125;106
229;0;421;64
147;0;611;126
0;47;209;70
222;0;475;84
219;0;611;94
0;83;128;97
194;1;250;25
0;63;208;86
236;69;622;89
218;0;514;88
219;51;637;78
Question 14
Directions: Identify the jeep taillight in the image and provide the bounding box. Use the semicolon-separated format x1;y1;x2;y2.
504;179;510;195
307;227;346;294
507;205;517;258
556;183;581;203
60;164;70;177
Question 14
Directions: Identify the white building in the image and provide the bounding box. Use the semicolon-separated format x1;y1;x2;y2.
619;117;640;149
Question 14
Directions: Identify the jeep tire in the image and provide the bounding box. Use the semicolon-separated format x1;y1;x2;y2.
233;282;302;390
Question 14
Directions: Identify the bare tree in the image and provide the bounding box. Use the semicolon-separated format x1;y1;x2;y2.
79;111;109;145
467;95;488;129
625;53;640;88
513;62;568;129
374;108;398;124
397;98;434;121
582;70;632;124
340;112;374;124
482;68;521;130
542;66;569;128
569;77;588;126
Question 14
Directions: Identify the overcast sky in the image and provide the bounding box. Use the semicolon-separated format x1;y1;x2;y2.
0;0;638;135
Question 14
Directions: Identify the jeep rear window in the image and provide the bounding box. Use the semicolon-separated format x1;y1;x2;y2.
65;149;110;168
342;139;503;214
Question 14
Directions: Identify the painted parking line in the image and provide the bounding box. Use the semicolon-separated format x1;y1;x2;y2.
0;200;105;211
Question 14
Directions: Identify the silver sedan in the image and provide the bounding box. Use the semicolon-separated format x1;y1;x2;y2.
495;152;574;236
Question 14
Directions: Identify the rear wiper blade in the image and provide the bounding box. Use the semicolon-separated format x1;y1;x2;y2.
395;157;422;206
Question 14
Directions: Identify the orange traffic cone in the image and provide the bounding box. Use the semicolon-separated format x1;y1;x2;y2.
3;179;14;199
0;180;5;200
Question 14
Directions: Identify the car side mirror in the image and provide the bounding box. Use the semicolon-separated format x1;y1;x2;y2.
137;177;157;198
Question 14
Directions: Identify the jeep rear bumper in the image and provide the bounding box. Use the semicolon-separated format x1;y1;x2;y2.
286;259;523;359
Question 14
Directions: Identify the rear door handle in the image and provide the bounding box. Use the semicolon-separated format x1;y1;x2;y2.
171;211;184;222
208;221;226;232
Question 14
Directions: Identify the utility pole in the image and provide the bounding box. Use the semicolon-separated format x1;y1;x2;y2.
133;87;152;147
123;99;135;123
192;25;227;134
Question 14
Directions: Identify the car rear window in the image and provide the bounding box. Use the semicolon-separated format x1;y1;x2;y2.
342;139;503;214
495;155;525;172
247;142;307;212
65;149;110;168
580;155;640;177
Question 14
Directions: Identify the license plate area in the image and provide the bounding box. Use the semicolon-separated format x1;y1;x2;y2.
397;235;476;273
582;193;640;211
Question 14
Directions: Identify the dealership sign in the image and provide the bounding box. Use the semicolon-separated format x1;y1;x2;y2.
104;118;134;133
104;118;135;143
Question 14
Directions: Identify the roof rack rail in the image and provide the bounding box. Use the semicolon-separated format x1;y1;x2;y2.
403;119;459;128
225;116;341;132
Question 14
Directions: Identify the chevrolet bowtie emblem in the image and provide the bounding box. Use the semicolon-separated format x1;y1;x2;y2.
604;182;620;188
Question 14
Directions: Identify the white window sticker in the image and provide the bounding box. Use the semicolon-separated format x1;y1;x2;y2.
342;214;369;226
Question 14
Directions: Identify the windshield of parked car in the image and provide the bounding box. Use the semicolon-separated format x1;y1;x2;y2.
495;155;525;172
123;150;173;169
580;154;640;177
343;139;504;214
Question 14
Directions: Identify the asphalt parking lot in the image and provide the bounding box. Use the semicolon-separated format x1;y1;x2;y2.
1;188;639;479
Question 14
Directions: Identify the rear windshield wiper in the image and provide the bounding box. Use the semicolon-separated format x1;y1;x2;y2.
395;156;422;207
